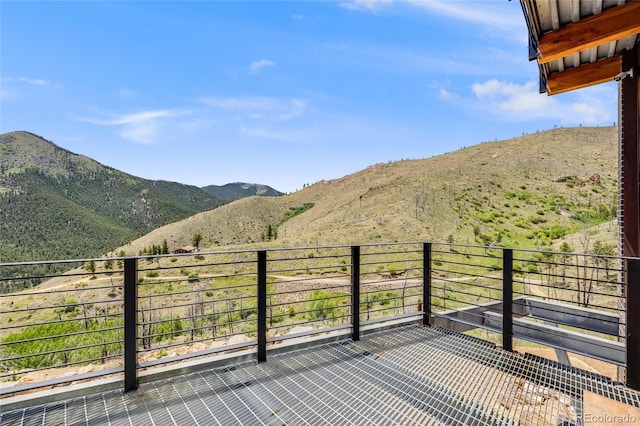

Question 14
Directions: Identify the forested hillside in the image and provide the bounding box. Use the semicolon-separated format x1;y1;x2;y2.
0;131;224;264
201;182;284;201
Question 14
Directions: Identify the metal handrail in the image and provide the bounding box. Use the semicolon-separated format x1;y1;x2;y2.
1;241;639;396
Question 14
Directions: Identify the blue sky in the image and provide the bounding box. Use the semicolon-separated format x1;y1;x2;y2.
1;1;617;193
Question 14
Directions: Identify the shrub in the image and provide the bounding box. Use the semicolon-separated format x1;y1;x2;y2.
154;318;183;342
61;297;79;314
241;308;257;320
2;319;124;371
529;216;547;224
307;290;347;320
514;218;531;229
340;259;348;272
476;212;495;223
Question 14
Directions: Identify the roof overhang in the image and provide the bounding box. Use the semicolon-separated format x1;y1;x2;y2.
521;0;640;95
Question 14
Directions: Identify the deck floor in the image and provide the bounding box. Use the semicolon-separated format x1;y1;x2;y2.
1;325;639;425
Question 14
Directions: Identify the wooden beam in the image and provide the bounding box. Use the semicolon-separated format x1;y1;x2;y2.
546;55;620;95
538;0;640;64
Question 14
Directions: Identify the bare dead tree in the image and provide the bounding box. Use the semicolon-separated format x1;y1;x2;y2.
211;300;218;339
226;294;234;334
82;303;89;330
140;302;153;350
188;305;196;341
402;272;408;314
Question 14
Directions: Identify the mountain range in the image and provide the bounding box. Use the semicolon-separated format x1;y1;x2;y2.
201;183;284;201
121;126;618;256
1;127;619;266
0;131;281;263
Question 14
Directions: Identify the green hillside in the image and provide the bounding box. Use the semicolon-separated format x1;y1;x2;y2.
201;182;284;201
0;131;225;263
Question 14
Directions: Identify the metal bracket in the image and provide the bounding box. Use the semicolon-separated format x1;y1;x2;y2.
615;66;636;82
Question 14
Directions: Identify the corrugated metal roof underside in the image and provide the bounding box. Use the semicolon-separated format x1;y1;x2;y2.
523;0;639;93
2;325;640;425
530;0;637;73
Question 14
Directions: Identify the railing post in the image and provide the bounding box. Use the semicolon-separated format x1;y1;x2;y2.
351;246;360;341
502;249;513;352
423;242;432;326
257;250;267;363
123;257;138;392
626;258;640;390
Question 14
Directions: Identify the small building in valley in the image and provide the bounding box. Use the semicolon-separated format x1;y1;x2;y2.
173;245;195;254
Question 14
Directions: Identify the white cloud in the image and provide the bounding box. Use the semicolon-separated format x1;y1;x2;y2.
76;109;187;144
406;0;522;32
439;88;456;100
19;77;50;86
250;59;275;73
240;126;297;142
569;86;616;124
199;96;278;111
321;38;525;80
278;99;308;121
470;79;615;125
473;79;512;98
0;76;62;104
199;96;307;121
339;0;393;11
291;13;304;20
571;103;604;123
2;76;60;91
340;0;525;42
80;109;184;126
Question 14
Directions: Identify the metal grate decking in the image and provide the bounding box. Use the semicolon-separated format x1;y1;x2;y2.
2;325;639;425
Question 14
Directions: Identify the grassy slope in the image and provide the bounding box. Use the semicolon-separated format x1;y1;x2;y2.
120;126;618;255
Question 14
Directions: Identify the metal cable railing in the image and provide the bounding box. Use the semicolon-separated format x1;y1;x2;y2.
1;242;639;396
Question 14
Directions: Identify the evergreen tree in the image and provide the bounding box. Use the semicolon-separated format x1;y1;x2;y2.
85;260;96;275
192;232;203;249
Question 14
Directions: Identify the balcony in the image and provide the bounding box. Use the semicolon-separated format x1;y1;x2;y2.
1;242;640;424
